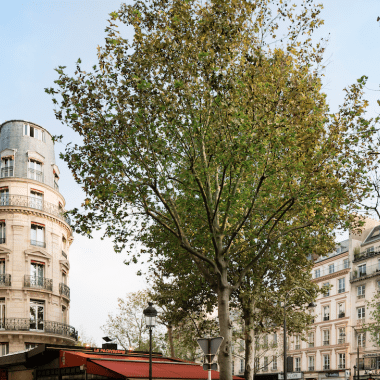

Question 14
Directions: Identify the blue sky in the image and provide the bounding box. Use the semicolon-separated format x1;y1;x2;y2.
0;0;379;346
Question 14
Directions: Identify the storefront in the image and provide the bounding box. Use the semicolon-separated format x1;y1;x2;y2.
0;344;244;380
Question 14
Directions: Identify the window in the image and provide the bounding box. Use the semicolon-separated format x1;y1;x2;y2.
323;282;330;297
30;261;44;288
308;332;314;348
272;356;277;370
30;300;44;331
357;307;365;320
0;222;5;244
338;303;345;318
0;299;5;330
338;327;345;344
295;357;301;372
338;353;346;369
338;278;345;293
358;264;367;277
323;329;330;345
308;356;315;371
358;332;366;347
378;259;380;271
54;171;59;191
323;354;330;370
0;343;9;357
24;124;46;142
0;188;9;206
62;306;67;325
295;335;300;350
255;337;259;349
329;264;335;274
263;335;268;348
323;306;330;321
31;224;45;248
255;358;259;372
30;190;43;211
314;268;320;278
273;333;277;346
0;260;8;287
1;157;13;178
343;259;349;269
232;361;234;375
25;343;39;350
28;159;43;182
263;357;268;371
240;359;244;373
357;285;366;299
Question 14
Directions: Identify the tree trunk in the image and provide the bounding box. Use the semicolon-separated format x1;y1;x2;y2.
167;325;175;358
243;300;255;380
218;286;233;380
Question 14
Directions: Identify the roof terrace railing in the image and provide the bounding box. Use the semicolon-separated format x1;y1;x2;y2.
351;263;380;282
313;262;350;279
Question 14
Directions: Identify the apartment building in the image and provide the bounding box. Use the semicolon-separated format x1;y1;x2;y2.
0;120;77;354
233;218;380;380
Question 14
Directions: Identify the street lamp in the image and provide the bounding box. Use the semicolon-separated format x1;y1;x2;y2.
143;302;157;380
283;288;317;380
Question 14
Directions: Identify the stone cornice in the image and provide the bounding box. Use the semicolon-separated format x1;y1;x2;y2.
312;268;350;283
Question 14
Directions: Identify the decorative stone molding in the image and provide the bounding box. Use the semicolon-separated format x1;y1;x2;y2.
0;246;12;261
24;248;52;266
0;148;16;160
59;259;70;271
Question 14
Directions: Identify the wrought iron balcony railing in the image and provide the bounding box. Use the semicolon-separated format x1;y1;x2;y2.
24;275;52;291
1;318;77;340
0;238;5;244
338;364;345;369
59;283;70;299
338;338;345;344
323;316;329;321
308;366;314;371
1;167;13;178
31;240;46;248
354;247;380;262
0;194;71;225
351;263;380;282
323;365;330;370
0;274;11;287
339;312;345;318
28;168;43;182
323;340;330;346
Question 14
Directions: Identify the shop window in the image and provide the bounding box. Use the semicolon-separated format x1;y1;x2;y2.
28;160;43;182
1;157;13;178
24;124;46;142
31;224;45;248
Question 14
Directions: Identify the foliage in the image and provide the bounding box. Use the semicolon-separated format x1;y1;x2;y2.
46;0;378;378
76;326;98;348
365;290;380;346
101;290;166;353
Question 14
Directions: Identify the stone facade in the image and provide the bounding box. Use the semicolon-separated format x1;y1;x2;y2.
0;120;76;355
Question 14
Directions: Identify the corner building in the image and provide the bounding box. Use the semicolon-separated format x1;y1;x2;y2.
0;120;77;355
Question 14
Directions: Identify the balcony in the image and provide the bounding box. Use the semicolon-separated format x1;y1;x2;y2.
354;248;380;263
24;275;52;291
0;274;11;287
338;312;345;318
31;240;46;248
323;366;330;370
1;167;13;178
351;263;380;282
338;365;345;369
59;283;70;299
1;318;77;340
0;194;71;225
357;294;365;299
323;340;330;346
28;168;43;183
338;338;345;344
323;316;329;321
313;262;350;279
308;367;315;371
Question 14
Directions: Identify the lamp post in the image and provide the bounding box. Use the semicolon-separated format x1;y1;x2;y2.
283;288;317;380
143;302;157;380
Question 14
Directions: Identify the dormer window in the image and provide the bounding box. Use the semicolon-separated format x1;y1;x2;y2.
24;124;46;142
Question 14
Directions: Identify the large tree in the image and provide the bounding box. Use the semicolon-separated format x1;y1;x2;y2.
47;0;377;378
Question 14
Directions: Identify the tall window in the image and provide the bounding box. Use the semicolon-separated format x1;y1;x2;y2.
323;306;330;321
0;259;6;287
357;307;365;320
323;330;330;345
295;357;301;372
31;224;45;248
273;333;277;346
358;332;366;347
295;335;300;350
329;264;335;274
30;300;44;331
338;278;345;293
1;157;13;178
28;160;43;182
343;259;349;269
54;172;59;191
338;302;345;318
308;332;314;347
0;299;5;330
323;355;330;370
30;191;43;211
263;357;268;371
30;261;44;288
240;359;244;373
272;356;277;370
254;358;259;372
323;282;330;297
338;327;346;344
358;264;367;277
338;353;346;369
308;356;315;371
0;222;5;244
263;335;268;348
0;188;9;206
314;269;320;278
357;285;366;299
62;306;67;325
24;124;46;142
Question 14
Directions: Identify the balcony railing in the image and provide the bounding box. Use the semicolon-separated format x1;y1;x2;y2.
323;316;329;321
295;368;301;372
313;262;350;279
308;366;315;371
0;274;11;287
338;288;345;293
323;340;330;346
351;263;380;282
1;318;77;339
323;366;330;370
59;283;70;298
0;194;71;225
272;366;277;370
0;238;4;244
24;275;52;291
338;338;345;344
339;312;345;318
358;294;365;299
31;240;46;248
338;364;345;369
28;168;43;182
354;247;380;262
1;167;13;178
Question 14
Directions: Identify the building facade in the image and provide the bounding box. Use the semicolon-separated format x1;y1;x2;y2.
233;217;380;380
0;120;77;355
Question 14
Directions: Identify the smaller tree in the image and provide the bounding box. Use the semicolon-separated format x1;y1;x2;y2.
101;290;166;352
365;291;380;346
